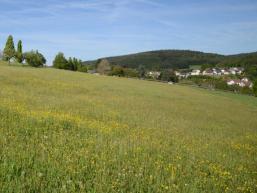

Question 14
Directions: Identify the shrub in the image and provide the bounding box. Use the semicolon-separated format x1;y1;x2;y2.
253;80;257;97
24;50;46;67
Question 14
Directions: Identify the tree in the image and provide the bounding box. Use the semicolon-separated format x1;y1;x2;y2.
72;58;79;71
3;35;16;63
24;50;46;67
53;52;68;69
253;80;257;97
124;68;139;77
159;70;179;83
138;65;146;78
110;65;124;76
16;40;23;63
96;59;111;75
67;57;74;71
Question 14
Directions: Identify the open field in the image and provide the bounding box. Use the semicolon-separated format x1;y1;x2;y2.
0;61;257;193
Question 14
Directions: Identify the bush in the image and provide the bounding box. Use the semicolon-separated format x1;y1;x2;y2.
123;68;139;78
53;53;68;69
159;70;178;82
253;80;257;97
24;50;46;67
109;66;125;77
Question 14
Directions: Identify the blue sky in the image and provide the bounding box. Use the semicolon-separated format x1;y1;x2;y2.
0;0;257;65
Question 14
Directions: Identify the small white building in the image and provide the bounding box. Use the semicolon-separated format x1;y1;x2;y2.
190;70;201;76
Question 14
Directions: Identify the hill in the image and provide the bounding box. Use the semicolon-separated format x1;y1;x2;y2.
84;50;225;70
0;61;257;192
84;50;257;71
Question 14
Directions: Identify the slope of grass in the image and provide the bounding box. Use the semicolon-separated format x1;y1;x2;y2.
0;61;257;193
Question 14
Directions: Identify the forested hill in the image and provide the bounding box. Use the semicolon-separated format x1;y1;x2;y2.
84;50;225;70
84;50;257;70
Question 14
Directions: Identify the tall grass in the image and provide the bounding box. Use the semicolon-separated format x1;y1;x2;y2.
0;62;257;193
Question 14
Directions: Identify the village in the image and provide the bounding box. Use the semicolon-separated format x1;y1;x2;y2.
147;67;253;88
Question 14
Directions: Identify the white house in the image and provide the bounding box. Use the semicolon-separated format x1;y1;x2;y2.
203;69;214;76
175;71;181;76
190;70;201;76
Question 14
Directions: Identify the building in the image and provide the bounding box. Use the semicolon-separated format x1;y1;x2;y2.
190;70;201;76
229;67;244;75
203;69;214;76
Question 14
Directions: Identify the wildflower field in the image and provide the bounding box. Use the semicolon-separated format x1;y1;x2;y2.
0;61;257;193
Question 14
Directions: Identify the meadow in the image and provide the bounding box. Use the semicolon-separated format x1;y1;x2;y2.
0;61;256;193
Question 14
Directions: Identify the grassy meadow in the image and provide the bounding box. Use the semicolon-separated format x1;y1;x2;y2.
0;61;257;193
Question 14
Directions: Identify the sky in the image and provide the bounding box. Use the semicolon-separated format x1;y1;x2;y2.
0;0;257;65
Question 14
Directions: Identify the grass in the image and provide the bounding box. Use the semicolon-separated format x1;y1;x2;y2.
0;61;257;193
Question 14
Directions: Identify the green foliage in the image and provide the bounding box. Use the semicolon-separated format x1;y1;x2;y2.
253;80;257;97
138;65;146;78
24;50;46;67
85;50;225;70
53;52;68;69
53;53;83;72
16;40;23;63
3;35;16;62
109;65;125;76
159;70;178;82
123;68;139;77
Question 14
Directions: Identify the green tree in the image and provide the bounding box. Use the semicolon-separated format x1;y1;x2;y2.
3;35;16;63
138;65;146;78
253;80;257;97
72;58;79;71
67;57;74;71
110;65;124;76
24;50;46;67
124;68;139;77
16;40;23;63
159;70;179;83
53;52;68;69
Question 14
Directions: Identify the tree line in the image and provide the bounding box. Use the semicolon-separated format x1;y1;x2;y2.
52;52;87;72
2;35;46;67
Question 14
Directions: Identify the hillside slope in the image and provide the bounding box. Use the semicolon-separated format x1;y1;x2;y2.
85;50;225;69
0;61;257;192
84;50;257;70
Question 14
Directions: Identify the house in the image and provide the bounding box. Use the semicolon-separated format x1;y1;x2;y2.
175;71;181;76
229;67;244;75
190;69;201;76
221;69;230;75
203;69;214;76
180;72;190;79
213;68;222;76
